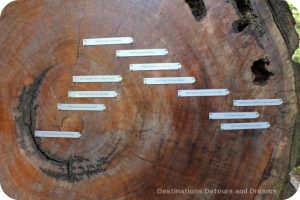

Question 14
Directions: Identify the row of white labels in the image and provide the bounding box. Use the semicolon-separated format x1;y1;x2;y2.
61;39;177;138
57;99;282;111
65;89;283;105
83;37;169;57
210;100;281;131
36;37;280;138
43;99;281;139
66;89;230;98
73;76;198;84
72;75;217;83
34;121;271;138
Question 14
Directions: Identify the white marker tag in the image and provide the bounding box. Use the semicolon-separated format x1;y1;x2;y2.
68;91;117;98
58;104;106;111
83;37;133;46
209;112;259;119
234;99;283;106
221;122;270;130
73;75;122;83
178;89;229;97
116;49;168;57
130;63;182;71
35;131;81;138
144;77;195;85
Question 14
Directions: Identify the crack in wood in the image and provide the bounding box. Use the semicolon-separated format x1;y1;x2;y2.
232;0;263;35
266;0;299;56
15;67;119;182
185;0;206;21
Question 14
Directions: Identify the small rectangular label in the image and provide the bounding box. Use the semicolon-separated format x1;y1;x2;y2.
57;104;106;111
178;89;230;97
35;131;81;138
130;63;182;71
209;112;259;119
83;37;133;45
234;99;283;106
144;77;195;85
68;91;117;98
73;75;122;83
116;49;168;57
221;122;270;130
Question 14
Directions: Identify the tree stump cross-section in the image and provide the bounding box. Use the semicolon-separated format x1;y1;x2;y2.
0;0;299;199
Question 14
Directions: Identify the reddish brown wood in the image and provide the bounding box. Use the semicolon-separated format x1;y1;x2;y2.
0;0;298;199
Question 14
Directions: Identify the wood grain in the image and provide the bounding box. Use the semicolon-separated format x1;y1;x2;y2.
0;0;298;199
